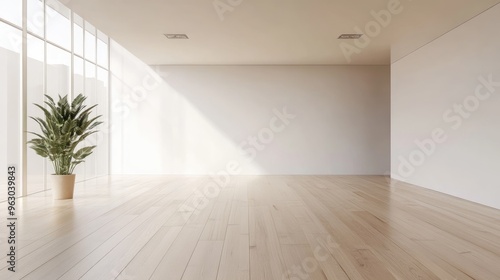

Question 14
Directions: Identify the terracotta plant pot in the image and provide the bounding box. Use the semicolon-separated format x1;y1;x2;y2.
51;174;76;200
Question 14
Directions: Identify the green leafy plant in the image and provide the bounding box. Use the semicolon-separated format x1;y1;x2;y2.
28;94;102;175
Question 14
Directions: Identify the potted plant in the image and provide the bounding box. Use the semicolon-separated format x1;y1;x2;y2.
28;94;102;199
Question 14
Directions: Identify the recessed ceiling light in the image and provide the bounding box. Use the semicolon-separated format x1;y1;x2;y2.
338;34;363;39
164;34;189;39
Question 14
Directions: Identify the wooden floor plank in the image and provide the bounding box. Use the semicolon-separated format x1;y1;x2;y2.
149;225;204;280
57;206;162;280
281;244;328;280
118;226;182;279
249;205;288;280
0;175;498;280
181;240;224;280
217;225;249;280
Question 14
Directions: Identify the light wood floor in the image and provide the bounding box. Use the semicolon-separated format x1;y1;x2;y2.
1;175;500;280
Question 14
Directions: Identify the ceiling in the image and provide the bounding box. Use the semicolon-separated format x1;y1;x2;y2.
66;0;500;65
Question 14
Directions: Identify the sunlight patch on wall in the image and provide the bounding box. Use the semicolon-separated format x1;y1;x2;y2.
109;41;264;175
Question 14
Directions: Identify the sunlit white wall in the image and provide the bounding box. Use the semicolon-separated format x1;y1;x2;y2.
110;42;390;175
392;4;500;209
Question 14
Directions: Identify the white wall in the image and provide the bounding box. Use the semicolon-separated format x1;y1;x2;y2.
110;43;390;175
392;4;500;209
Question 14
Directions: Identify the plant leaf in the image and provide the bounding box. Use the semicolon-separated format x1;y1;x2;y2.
27;94;103;175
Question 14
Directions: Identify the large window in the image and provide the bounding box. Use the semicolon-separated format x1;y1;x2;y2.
27;35;45;194
84;61;97;179
96;68;109;176
0;0;22;27
46;0;71;50
97;31;109;68
85;22;96;62
1;0;110;198
46;44;71;96
0;23;22;201
73;14;84;56
27;0;44;37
